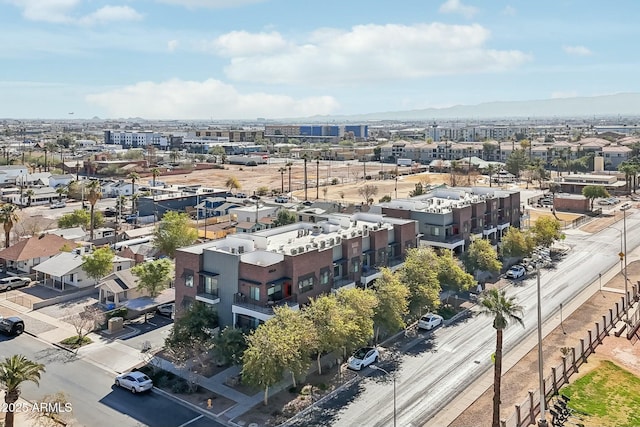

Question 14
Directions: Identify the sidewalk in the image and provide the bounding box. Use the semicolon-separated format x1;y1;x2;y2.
427;245;640;427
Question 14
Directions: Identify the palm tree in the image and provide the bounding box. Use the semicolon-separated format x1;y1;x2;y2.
0;204;19;248
479;289;524;427
286;162;293;193
316;157;320;199
55;186;67;202
131;193;139;215
618;162;635;194
24;189;34;207
150;167;160;189
86;180;102;240
128;172;139;198
485;164;498;188
0;354;46;427
278;167;286;194
302;154;309;201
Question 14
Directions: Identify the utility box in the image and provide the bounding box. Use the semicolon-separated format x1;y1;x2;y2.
108;317;124;334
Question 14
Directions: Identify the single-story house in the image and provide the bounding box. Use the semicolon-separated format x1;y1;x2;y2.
33;250;134;291
0;234;77;274
96;269;145;306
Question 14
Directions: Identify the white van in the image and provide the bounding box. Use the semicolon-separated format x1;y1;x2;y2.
0;277;30;291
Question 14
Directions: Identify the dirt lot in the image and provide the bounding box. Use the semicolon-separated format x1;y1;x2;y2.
449;261;640;427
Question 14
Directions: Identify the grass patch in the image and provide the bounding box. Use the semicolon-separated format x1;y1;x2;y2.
561;360;640;427
60;335;92;349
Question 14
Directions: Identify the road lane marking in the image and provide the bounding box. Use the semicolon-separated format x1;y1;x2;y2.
177;415;203;427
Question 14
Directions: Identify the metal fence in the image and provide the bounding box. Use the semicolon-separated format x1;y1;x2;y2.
502;289;636;427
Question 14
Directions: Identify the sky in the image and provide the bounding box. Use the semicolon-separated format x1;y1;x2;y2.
1;0;639;120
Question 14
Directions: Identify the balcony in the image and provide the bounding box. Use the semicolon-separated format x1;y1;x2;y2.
497;217;511;231
421;233;465;251
361;257;405;286
332;276;356;291
482;224;498;236
196;286;220;305
232;294;299;322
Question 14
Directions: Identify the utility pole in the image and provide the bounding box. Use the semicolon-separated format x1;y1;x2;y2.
537;258;548;427
623;205;629;321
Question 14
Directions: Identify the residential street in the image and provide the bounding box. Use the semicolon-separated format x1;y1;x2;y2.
0;332;224;427
289;211;640;427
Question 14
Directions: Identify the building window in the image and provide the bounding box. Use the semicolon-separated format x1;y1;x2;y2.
431;227;440;236
320;269;330;285
298;276;315;293
202;276;218;295
185;274;194;287
352;258;360;273
249;286;260;301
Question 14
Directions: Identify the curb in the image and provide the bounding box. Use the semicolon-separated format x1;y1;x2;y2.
151;386;230;426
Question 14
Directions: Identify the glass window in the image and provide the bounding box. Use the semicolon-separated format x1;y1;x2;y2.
320;270;330;285
298;276;314;293
185;274;194;287
203;276;218;295
249;286;260;301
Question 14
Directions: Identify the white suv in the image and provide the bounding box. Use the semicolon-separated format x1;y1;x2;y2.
0;277;30;291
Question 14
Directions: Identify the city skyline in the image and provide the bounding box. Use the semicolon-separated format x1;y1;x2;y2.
2;0;639;120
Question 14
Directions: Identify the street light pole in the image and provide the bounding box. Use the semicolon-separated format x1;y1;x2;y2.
537;259;548;427
622;205;629;321
371;365;396;427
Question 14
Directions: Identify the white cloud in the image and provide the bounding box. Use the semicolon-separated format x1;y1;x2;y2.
551;91;578;99
563;45;592;56
155;0;265;8
78;6;143;26
439;0;478;19
167;40;179;52
209;31;288;56
5;0;79;23
6;0;143;25
502;5;516;16
86;79;340;120
213;23;530;86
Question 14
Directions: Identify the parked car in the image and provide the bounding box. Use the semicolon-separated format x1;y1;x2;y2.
0;316;24;336
275;196;289;203
114;371;153;394
235;192;247;198
49;201;66;209
156;303;174;317
418;313;444;330
0;276;30;291
506;265;526;279
347;347;379;371
104;207;117;217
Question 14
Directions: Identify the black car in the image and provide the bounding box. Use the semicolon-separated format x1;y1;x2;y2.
0;316;25;336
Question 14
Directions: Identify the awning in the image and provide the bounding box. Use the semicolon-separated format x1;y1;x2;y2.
267;277;291;287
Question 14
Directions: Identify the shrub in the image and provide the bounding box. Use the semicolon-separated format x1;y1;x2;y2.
171;380;190;394
60;335;92;349
317;383;328;391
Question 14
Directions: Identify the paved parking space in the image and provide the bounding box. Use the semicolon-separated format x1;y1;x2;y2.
0;305;56;335
119;314;174;352
37;295;99;320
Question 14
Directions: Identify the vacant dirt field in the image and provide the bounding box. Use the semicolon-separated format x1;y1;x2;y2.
449;261;640;427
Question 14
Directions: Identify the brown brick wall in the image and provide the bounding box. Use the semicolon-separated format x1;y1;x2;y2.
174;249;201;318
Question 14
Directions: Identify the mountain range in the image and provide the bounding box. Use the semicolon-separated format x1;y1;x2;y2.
301;93;640;122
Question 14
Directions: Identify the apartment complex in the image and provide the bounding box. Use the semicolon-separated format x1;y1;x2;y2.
174;212;418;328
264;124;369;142
103;130;169;148
372;187;521;252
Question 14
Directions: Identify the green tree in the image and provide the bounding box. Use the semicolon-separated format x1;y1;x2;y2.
485;164;499;187
225;176;241;193
0;204;19;248
305;294;351;375
463;239;502;277
255;186;269;196
128;172;139;198
400;247;442;317
165;302;217;368
212;327;247;366
379;195;391;203
0;354;46;427
81;246;114;283
86;180;102;240
582;185;610;210
153;211;198;258
55;186;67;201
241;321;289;405
372;268;409;341
504;149;528;178
150;167;160;188
24;189;34;207
437;250;475;292
500;227;536;259
131;258;173;297
479;289;524;427
58;209;104;229
531;216;564;248
268;306;317;387
335;288;378;355
273;209;296;227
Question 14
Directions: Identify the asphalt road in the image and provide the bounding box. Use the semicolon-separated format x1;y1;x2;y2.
291;210;640;427
0;333;225;427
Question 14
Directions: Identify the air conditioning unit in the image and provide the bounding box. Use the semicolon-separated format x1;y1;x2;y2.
312;242;318;248
298;246;304;253
290;248;297;255
320;241;326;249
336;236;342;244
363;229;369;237
329;238;335;245
231;247;236;254
238;246;245;254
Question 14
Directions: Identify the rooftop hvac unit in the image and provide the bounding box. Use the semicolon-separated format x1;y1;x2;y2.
238;246;245;254
336;236;342;244
329;238;335;245
320;241;326;249
231;247;236;254
290;248;297;255
298;246;304;253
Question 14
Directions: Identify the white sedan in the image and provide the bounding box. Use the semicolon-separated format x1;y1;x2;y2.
418;313;444;330
506;265;526;279
347;347;379;371
115;371;153;394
